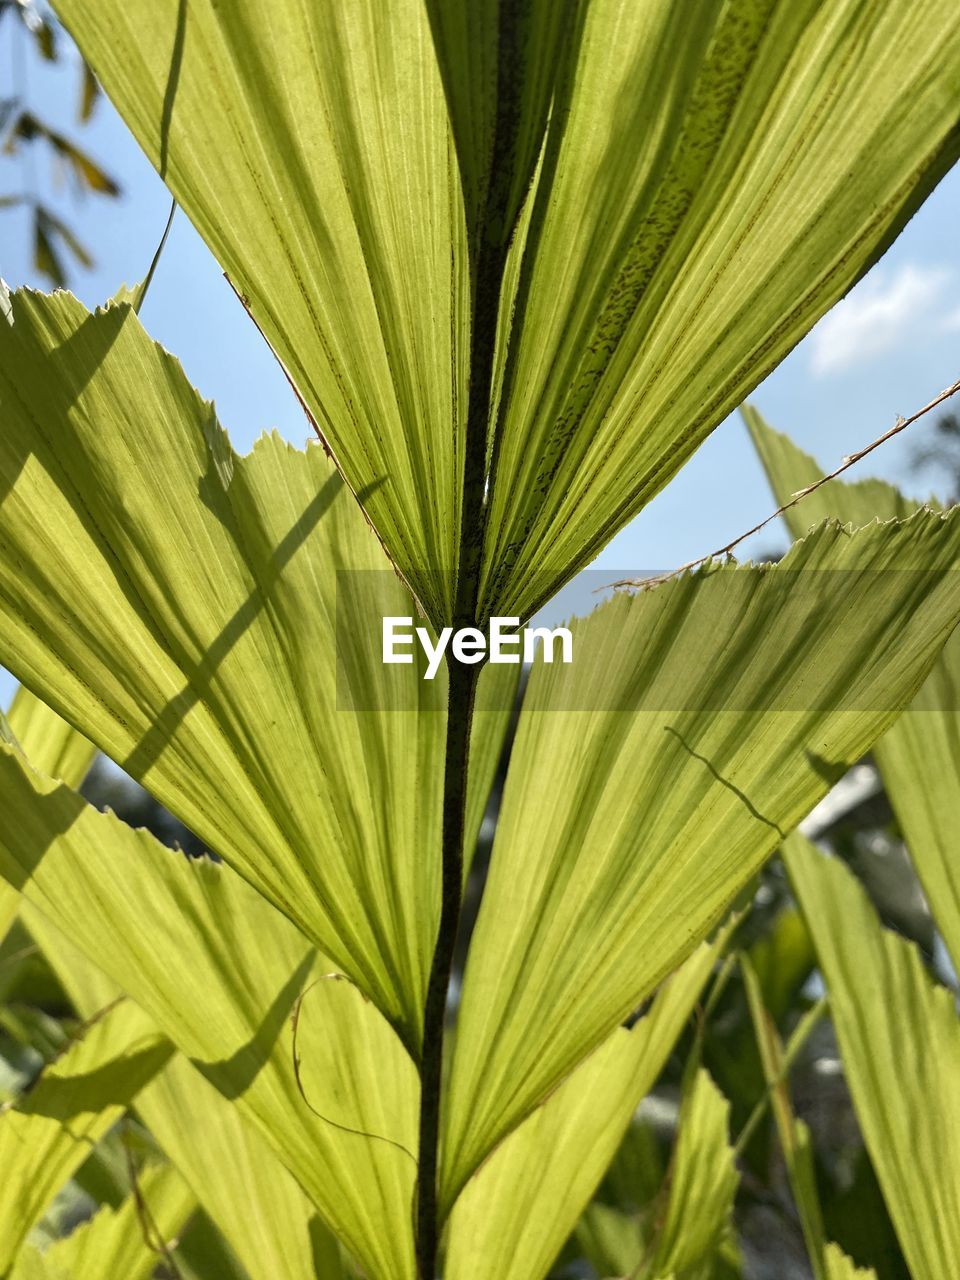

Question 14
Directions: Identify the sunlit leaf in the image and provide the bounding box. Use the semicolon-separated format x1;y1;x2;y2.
4;1247;65;1280
824;1242;878;1280
53;0;960;621
27;1161;195;1280
745;406;960;969
139;1057;348;1280
423;0;571;254
642;1069;738;1279
743;406;921;530
0;999;172;1274
0;743;418;1278
476;0;960;619
0;288;447;1047
6;686;97;789
465;661;521;877
0;883;17;946
742;954;851;1280
0;685;94;943
55;0;469;622
445;513;960;1199
3;688;347;1280
575;1202;643;1280
22;913;348;1280
785;834;960;1280
445;937;722;1279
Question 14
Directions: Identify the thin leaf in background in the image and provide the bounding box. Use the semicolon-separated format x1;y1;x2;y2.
745;406;960;971
785;833;960;1280
640;1068;738;1279
741;954;863;1280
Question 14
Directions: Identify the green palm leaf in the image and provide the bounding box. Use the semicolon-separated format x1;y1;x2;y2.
641;1069;738;1280
445;936;723;1280
0;1000;172;1274
5;687;97;790
422;1;571;258
745;406;960;970
741;953;870;1280
21;923;349;1280
444;514;960;1201
0;689;96;945
52;0;960;621
0;289;448;1049
824;1244;877;1280
20;1162;195;1280
5;691;351;1280
54;0;470;622
0;744;419;1278
785;834;960;1280
138;1059;349;1280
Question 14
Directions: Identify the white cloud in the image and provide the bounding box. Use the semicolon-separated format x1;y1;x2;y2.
809;263;951;376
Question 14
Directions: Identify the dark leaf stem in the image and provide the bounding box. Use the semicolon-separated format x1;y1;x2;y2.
415;657;479;1279
415;232;510;1280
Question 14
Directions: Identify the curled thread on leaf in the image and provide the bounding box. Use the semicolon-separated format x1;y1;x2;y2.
290;974;418;1168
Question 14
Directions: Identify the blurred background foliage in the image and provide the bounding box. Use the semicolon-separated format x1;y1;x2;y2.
0;0;118;287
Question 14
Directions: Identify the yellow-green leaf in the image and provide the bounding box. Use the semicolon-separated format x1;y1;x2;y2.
445;937;722;1279
643;1069;738;1280
0;1000;172;1274
138;1058;343;1280
54;0;469;622
824;1243;877;1280
22;913;347;1280
422;1;571;254
0;883;17;946
742;954;837;1280
1;684;364;1280
743;407;923;532
0;744;419;1279
0;288;445;1050
785;834;960;1280
6;686;97;790
444;513;960;1200
477;0;960;620
53;0;960;623
745;406;960;970
31;1161;195;1280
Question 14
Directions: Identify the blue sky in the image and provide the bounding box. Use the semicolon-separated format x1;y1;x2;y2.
2;22;959;699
